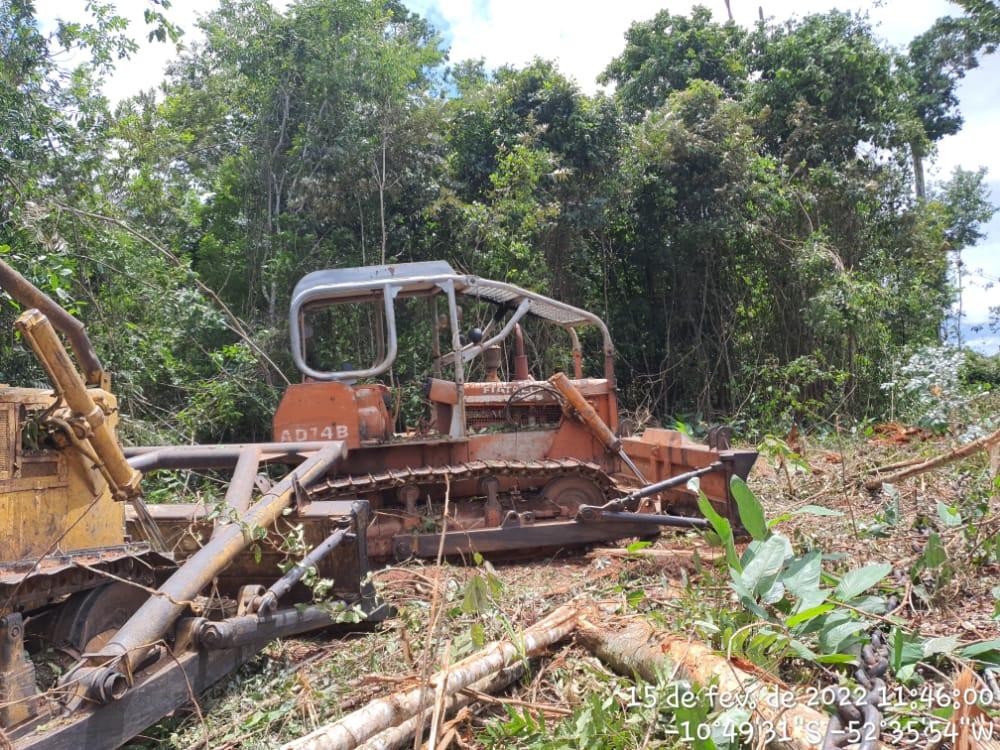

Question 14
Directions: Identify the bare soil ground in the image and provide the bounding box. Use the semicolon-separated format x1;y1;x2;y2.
136;429;1000;749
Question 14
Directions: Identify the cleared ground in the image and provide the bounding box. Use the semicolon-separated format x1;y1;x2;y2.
137;428;1000;749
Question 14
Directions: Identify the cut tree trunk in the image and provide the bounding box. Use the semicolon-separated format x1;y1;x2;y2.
355;665;524;750
865;427;1000;491
578;616;861;750
357;664;524;750
283;604;579;750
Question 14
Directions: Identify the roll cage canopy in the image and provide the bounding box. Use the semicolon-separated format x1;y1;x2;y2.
289;261;615;383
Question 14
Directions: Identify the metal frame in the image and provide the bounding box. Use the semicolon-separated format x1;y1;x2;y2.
288;261;615;384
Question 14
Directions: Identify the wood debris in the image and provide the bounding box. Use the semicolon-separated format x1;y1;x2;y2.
283;604;579;750
866;426;1000;490
577;615;840;750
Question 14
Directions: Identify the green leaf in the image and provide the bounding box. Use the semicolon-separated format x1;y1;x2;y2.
786;603;834;628
789;638;819;660
711;707;751;750
848;595;890;615
730;577;771;620
698;492;741;573
892;628;925;671
936;502;963;527
767;512;793;527
626;540;653;552
959;638;1000;658
819;616;868;653
815;653;858;664
461;575;491;614
920;533;947;569
674;688;718;750
782;551;822;597
923;635;959;657
739;535;788;597
730;476;768;540
834;563;892;601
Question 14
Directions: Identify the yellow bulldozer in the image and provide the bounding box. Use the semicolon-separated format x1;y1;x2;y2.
0;260;380;748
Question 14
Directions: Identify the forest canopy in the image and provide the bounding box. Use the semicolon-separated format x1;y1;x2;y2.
1;0;997;442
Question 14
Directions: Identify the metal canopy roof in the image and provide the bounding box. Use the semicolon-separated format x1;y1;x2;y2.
457;282;590;327
292;261;594;328
289;261;613;381
292;261;457;303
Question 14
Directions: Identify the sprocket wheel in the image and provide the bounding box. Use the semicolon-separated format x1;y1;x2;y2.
539;475;606;518
49;582;148;654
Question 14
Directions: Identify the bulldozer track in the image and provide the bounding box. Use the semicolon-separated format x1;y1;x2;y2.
307;457;620;501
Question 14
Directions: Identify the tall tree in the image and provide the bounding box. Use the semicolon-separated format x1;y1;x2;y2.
600;5;747;118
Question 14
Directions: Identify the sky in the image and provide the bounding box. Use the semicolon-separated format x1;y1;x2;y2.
35;0;999;352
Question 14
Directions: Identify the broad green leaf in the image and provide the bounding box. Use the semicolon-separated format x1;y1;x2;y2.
923;635;959;657
795;587;830;614
740;535;789;597
730;577;771;620
936;501;963;527
848;595;890;615
789;638;819;660
741;535;792;568
730;476;768;540
892;628;925;671
920;533;947;569
674;687;718;750
819;617;868;653
834;563;892;601
960;638;1000;658
782;551;822;597
711;707;751;750
698;492;741;573
786;603;835;628
760;580;786;604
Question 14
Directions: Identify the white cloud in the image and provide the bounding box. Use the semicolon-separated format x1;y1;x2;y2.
961;240;999;322
413;0;964;93
35;0;209;102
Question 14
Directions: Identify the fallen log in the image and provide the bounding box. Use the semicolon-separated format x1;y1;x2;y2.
578;616;858;750
865;426;1000;491
283;604;579;750
872;455;925;473
355;665;524;750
